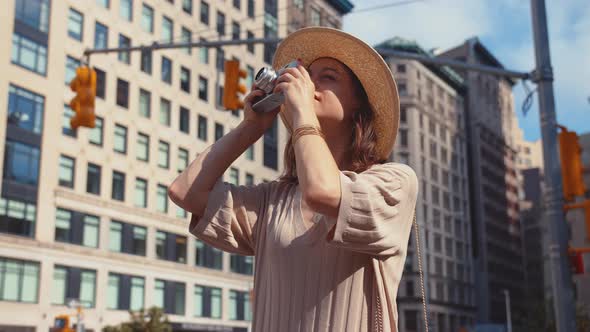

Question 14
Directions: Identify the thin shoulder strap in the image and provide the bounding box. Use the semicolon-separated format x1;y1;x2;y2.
413;209;430;332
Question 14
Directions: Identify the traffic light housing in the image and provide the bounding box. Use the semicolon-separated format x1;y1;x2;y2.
558;127;586;201
51;315;74;332
223;60;247;110
69;66;97;130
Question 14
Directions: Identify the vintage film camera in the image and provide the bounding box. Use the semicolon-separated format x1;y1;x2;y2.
252;59;300;113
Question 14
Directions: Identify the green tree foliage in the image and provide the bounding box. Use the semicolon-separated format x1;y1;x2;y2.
102;307;172;332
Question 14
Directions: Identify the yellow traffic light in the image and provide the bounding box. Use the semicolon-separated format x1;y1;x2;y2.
558;127;586;201
51;315;74;332
69;66;96;130
223;60;247;110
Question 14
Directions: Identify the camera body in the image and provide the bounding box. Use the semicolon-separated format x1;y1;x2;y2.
252;60;299;113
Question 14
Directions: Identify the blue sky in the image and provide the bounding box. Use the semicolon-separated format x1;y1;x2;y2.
343;0;590;141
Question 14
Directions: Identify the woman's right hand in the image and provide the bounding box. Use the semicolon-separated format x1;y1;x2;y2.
242;85;280;133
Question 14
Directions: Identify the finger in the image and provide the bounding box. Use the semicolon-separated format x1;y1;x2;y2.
273;82;289;94
276;72;296;85
244;89;265;104
299;64;312;82
280;67;303;78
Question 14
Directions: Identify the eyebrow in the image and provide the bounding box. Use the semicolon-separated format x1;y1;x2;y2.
308;67;340;76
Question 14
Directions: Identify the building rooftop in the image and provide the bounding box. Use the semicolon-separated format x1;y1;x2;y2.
327;0;354;14
375;36;466;92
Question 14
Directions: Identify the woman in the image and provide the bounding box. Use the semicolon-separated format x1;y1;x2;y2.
169;27;418;332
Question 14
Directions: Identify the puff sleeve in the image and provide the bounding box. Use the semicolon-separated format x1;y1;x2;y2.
189;179;272;256
325;163;419;257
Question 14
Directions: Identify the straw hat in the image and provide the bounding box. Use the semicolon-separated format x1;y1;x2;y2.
273;27;400;161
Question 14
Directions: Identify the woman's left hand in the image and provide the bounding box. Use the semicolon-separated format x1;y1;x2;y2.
273;63;319;128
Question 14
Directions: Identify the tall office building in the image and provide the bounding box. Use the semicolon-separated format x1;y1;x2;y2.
0;0;298;331
439;38;526;329
377;37;476;332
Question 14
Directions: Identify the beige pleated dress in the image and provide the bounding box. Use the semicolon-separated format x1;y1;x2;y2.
189;162;418;332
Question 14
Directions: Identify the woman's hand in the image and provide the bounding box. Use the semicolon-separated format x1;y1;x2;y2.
273;64;319;129
241;85;280;134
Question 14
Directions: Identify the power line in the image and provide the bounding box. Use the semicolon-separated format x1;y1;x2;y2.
349;0;425;14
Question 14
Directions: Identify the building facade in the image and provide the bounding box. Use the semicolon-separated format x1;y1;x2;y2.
439;38;526;329
0;0;338;330
377;38;476;332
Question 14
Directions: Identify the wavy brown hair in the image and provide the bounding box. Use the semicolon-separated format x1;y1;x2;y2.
278;69;386;184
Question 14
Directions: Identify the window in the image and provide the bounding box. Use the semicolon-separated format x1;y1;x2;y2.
247;30;255;53
118;34;131;64
198;76;208;101
58;155;75;188
62;105;76;137
405;310;418;331
216;48;225;72
0;197;37;237
181;27;192;54
245;173;254;185
294;0;303;10
0;257;39;303
161;56;172;84
194;285;222;318
11;33;47;75
52;266;96;308
114;124;127;153
180;67;191;93
141;4;154;33
94;22;108;49
195;240;222;269
65;56;80;85
88;116;103;146
156;184;168;213
263;119;278;170
400;129;408;147
216;11;225;36
97;0;110;8
154;279;185;315
182;0;193;14
139;89;151;118
200;1;209;25
397;64;406;73
136;132;149;162
197;115;208;141
178;148;189;173
179;107;190;134
108;273;145;311
54;208;100;248
116;78;129;108
228;168;239;185
247;0;255;17
245;144;254;161
15;0;50;32
232;21;240;40
86;163;101;195
229;290;251;321
8;84;44;135
400;107;407;123
216;85;224;107
112;171;125;201
156;231;187;263
95;68;106;99
109;221;146;256
68;8;84;41
398;83;407;96
160;98;171;126
230;254;253;275
3;140;40;186
139;50;152;75
158;141;170;169
215;123;224;141
199;38;209;64
233;0;241;9
119;0;132;21
162;16;173;42
311;7;321;26
135;178;147;208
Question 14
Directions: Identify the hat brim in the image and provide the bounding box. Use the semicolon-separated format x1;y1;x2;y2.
273;27;399;161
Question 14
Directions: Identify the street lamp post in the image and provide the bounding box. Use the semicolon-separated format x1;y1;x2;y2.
503;289;512;332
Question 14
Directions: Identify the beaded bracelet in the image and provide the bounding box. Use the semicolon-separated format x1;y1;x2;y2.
292;125;325;145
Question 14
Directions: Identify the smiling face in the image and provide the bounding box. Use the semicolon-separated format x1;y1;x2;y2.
307;57;366;126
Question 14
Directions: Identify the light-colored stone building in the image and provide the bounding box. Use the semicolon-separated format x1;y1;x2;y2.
0;0;330;331
377;37;476;332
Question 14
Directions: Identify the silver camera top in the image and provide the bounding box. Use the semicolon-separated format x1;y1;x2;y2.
254;60;299;94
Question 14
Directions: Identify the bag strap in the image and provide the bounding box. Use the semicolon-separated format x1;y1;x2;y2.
413;209;430;332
